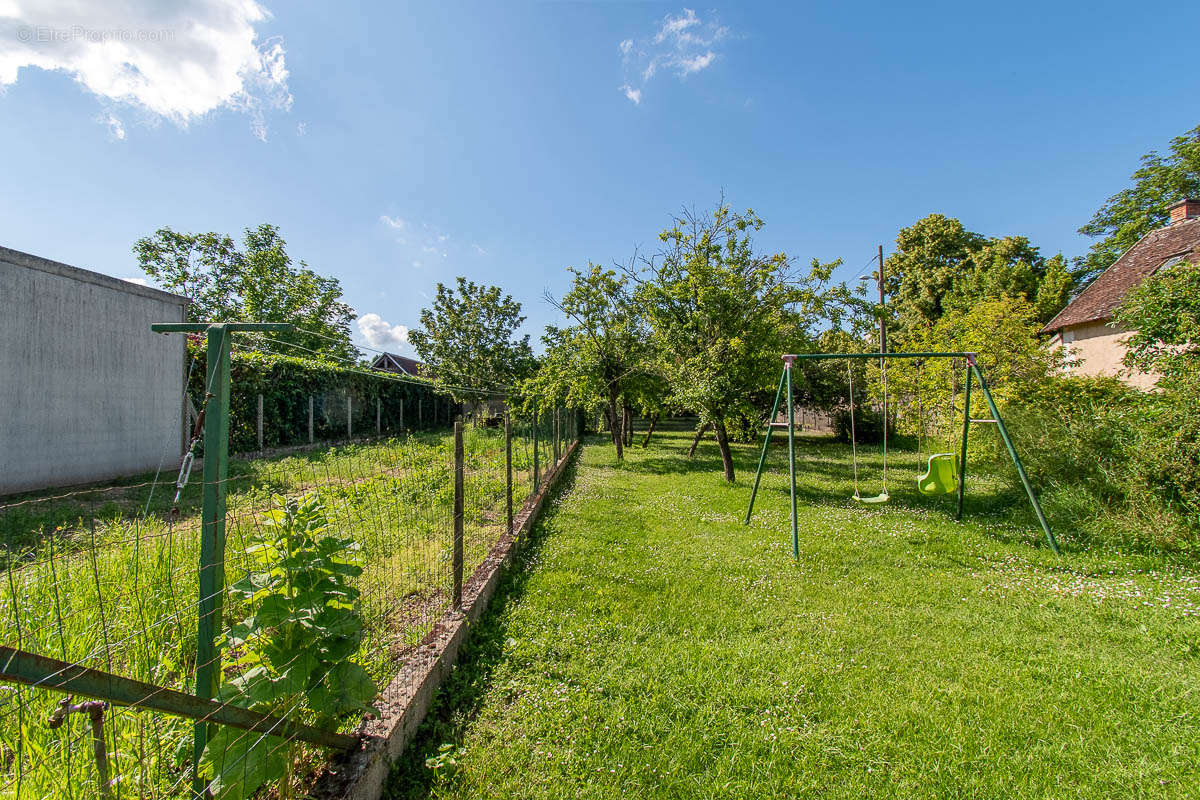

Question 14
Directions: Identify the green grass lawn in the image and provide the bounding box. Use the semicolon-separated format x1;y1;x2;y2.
387;425;1200;799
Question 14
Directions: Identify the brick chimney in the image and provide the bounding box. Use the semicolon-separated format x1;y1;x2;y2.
1168;198;1200;225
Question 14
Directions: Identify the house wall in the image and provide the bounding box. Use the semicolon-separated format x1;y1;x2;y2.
0;247;187;494
1059;320;1157;390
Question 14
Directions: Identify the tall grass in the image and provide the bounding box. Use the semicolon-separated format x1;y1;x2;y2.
0;424;548;799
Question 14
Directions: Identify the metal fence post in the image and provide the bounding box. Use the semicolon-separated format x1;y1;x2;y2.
347;394;353;440
256;393;263;451
533;408;540;488
505;411;513;538
195;323;231;799
452;418;464;609
147;321;294;800
308;395;314;444
554;408;561;463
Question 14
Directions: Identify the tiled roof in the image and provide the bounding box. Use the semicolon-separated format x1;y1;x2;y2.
370;352;422;376
1042;216;1200;333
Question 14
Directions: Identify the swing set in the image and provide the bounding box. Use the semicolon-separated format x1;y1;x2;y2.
744;351;1058;557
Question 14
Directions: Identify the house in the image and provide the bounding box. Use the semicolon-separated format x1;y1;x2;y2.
1041;198;1200;389
370;351;423;376
1;245;188;493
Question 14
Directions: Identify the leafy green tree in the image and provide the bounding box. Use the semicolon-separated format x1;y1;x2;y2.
885;215;1076;342
934;295;1062;405
535;264;650;459
1078;125;1200;284
1113;260;1200;377
884;214;985;335
636;204;821;482
409;277;535;400
134;224;356;359
1033;254;1075;323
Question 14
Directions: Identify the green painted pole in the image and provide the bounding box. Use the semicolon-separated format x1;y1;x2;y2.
956;362;972;521
743;365;788;524
194;323;230;798
150;322;293;798
785;356;798;559
971;364;1059;554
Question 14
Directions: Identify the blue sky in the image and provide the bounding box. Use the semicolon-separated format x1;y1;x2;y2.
2;1;1199;356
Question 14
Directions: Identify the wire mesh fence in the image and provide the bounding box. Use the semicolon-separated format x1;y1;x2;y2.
0;332;579;800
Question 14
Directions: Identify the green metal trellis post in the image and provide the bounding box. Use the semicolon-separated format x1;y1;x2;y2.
150;321;294;799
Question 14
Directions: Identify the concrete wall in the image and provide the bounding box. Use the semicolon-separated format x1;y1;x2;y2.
0;246;187;494
1058;320;1158;390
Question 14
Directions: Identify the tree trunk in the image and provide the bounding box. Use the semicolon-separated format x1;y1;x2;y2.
608;391;624;460
687;421;711;458
623;405;633;447
641;413;660;448
713;419;735;483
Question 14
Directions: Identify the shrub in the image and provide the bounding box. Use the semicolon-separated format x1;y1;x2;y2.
998;372;1200;552
831;405;886;444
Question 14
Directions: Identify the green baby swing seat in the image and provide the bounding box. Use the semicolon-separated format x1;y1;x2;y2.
917;453;958;495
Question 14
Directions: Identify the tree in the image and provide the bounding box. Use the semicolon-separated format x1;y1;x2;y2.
1113;260;1200;377
536;264;650;460
885;214;985;335
635;204;823;482
409;277;535;400
134;224;356;359
884;215;1076;344
1078;124;1200;284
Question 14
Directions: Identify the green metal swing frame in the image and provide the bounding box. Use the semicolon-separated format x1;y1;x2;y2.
743;352;1059;557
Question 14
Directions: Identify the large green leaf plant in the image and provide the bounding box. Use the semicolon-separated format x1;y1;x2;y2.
200;494;376;800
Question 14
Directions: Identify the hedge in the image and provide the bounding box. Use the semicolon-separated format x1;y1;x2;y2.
187;346;462;454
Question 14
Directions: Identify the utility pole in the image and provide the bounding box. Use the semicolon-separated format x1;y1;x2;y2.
877;244;887;357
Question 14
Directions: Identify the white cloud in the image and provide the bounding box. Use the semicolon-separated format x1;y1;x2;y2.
121;275;148;286
0;1;291;139
296;120;306;135
379;215;407;230
356;313;409;351
472;243;488;255
97;109;124;139
654;8;698;44
678;51;715;74
618;7;729;104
